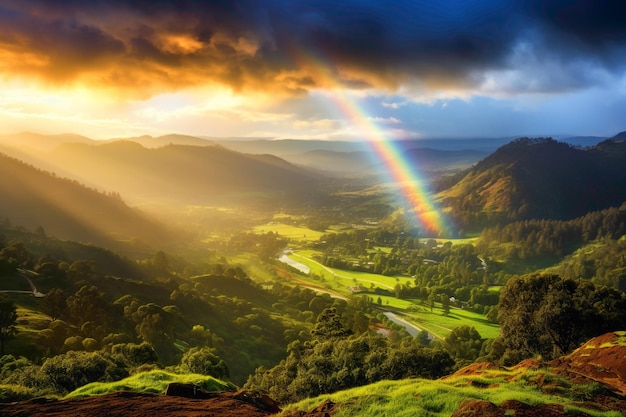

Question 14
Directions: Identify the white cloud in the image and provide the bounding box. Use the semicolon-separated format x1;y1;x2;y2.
382;101;406;109
367;116;401;124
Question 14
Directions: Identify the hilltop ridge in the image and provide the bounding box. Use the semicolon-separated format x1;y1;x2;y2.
437;137;626;229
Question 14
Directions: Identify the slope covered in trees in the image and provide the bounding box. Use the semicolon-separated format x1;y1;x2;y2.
0;152;172;245
437;137;626;230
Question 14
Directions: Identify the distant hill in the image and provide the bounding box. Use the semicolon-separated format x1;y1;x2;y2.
106;134;215;148
216;135;609;156
608;131;626;141
556;135;607;147
437;137;626;227
214;139;369;159
0;152;172;244
44;141;320;206
251;147;488;178
0;132;95;151
279;150;374;175
403;147;488;174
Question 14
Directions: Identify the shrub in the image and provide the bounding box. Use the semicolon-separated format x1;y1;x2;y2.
179;347;229;379
40;351;129;394
111;342;158;366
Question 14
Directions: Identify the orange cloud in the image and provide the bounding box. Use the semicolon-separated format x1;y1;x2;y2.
2;1;623;101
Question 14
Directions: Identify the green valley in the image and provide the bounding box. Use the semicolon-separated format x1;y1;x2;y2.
0;133;625;417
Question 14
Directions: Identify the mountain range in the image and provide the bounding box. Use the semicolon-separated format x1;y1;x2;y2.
1;130;625;243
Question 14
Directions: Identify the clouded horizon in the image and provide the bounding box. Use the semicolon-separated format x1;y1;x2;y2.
1;0;625;140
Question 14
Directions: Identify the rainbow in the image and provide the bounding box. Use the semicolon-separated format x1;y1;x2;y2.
291;50;451;237
330;91;449;236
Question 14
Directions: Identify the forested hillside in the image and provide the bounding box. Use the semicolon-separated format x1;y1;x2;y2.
0;153;171;245
437;137;626;230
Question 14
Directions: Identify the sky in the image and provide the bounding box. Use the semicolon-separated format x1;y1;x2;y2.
0;0;625;140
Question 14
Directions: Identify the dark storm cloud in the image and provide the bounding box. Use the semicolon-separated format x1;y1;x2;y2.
1;0;624;96
521;0;626;46
515;0;626;80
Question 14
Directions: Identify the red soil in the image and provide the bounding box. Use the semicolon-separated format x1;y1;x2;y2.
445;361;502;378
552;331;626;396
451;399;577;417
0;391;280;417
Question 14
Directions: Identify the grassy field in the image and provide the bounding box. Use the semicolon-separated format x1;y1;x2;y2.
409;305;499;339
253;223;326;242
282;250;499;339
227;252;279;282
66;370;236;399
282;366;620;417
434;237;480;245
5;304;50;358
291;249;403;290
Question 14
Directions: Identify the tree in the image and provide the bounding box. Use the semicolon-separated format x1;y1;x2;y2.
40;351;128;395
428;291;435;313
131;303;177;363
179;347;229;379
42;289;67;321
444;326;483;365
416;330;430;346
498;274;626;361
440;294;450;316
0;242;33;268
0;295;18;355
312;308;351;340
111;342;158;366
151;251;170;275
66;286;111;327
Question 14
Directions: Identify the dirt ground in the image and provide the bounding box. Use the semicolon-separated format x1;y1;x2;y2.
0;391;281;417
551;331;626;396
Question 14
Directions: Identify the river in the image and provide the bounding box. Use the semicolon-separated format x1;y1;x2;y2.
277;250;311;274
383;311;427;337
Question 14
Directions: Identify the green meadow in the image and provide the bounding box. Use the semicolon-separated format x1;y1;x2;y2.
409;305;499;339
290;250;401;290
253;223;326;242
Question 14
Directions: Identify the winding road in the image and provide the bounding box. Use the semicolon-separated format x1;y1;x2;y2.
0;268;45;297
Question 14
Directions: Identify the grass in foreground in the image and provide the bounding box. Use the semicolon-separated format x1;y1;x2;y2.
65;370;236;399
280;367;621;417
